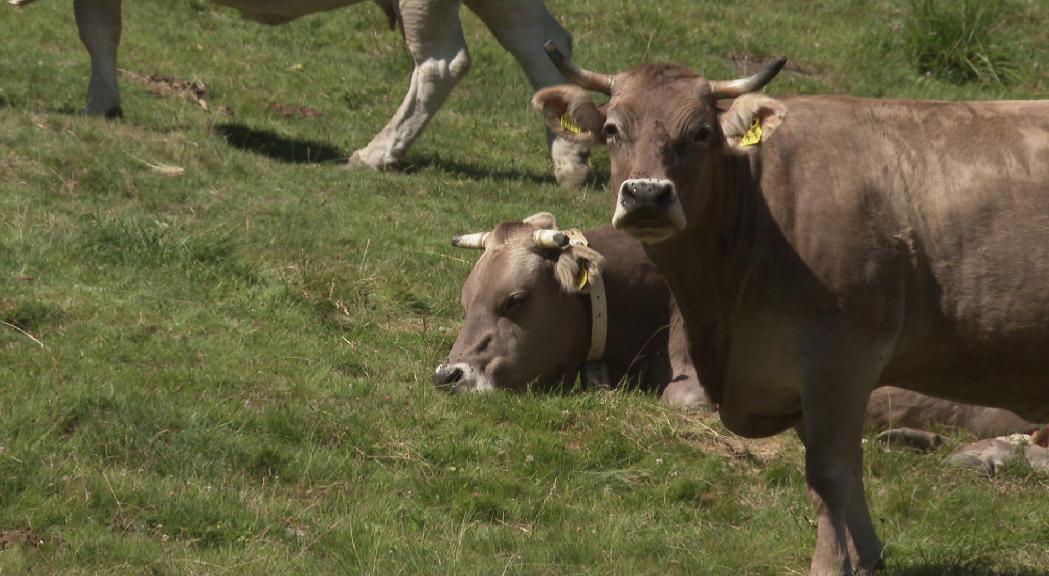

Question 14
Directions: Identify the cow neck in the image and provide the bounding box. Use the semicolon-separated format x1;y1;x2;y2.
649;151;759;403
562;228;611;389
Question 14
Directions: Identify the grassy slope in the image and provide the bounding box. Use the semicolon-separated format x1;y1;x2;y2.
1;0;1048;574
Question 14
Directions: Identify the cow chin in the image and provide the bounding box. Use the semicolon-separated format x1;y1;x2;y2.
612;206;687;245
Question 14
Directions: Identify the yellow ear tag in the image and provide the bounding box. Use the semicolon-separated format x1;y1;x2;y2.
560;112;582;134
577;266;589;291
739;117;763;148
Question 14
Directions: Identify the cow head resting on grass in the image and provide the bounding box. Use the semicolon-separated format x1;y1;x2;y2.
435;213;604;393
435;213;708;407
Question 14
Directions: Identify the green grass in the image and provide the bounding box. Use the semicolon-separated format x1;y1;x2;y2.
900;0;1022;85
2;0;1049;574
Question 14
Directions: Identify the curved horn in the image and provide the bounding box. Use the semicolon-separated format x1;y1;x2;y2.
709;58;787;100
533;229;569;250
544;41;613;95
452;232;489;250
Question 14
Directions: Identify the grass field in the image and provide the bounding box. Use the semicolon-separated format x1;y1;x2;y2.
2;1;1049;574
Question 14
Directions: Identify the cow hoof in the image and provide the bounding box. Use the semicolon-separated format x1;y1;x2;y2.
875;428;942;453
84;105;123;119
948;438;1022;474
1024;444;1049;473
554;162;590;189
347;148;400;172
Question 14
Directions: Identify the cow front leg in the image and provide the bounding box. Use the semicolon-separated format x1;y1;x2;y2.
799;368;879;576
348;0;469;171
466;0;591;188
797;421;883;575
74;0;123;118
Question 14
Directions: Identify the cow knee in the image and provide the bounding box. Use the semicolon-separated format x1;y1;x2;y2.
417;48;471;87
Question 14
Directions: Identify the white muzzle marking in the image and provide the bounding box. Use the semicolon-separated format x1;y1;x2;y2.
437;362;493;393
612;178;687;243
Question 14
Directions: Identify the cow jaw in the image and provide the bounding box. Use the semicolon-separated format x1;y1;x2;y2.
612;178;688;244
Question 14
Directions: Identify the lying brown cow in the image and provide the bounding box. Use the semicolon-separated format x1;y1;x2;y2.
435;214;1042;451
534;44;1049;575
433;212;708;407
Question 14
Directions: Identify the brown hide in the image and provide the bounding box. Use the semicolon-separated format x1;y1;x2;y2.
534;52;1049;575
868;387;1039;439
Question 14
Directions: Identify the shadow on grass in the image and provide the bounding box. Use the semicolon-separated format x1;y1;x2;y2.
409;152;612;189
214;123;344;164
892;565;1049;576
403;152;555;186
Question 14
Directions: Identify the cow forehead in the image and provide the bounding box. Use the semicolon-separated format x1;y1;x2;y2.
610;65;712;124
464;244;546;302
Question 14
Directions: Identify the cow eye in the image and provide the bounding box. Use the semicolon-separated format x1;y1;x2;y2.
500;291;530;315
691;125;712;144
602;121;619;141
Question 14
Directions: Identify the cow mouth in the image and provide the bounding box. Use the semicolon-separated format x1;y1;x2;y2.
615;217;679;244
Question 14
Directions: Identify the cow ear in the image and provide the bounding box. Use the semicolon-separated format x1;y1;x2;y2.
523;212;557;230
553;245;604;294
532;85;607;146
718;94;788;153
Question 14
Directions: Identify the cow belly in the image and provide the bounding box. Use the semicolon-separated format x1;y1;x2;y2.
213;0;361;23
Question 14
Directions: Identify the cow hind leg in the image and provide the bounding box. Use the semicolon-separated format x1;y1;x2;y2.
466;0;591;188
348;0;470;171
74;0;122;118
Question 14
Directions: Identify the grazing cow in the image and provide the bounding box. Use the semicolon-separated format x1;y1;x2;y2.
533;43;1049;575
11;0;590;187
434;212;709;407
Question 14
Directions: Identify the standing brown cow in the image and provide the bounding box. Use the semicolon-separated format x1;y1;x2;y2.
533;43;1049;575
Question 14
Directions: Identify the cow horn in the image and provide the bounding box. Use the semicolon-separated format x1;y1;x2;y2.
533;229;569;249
709;58;787;99
544;41;613;95
452;232;489;249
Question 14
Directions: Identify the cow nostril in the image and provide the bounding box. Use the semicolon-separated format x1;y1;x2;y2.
447;367;463;384
655;187;675;207
620;185;637;204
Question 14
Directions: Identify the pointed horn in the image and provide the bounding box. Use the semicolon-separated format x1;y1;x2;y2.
709;58;787;100
544;41;613;95
452;232;489;249
533;229;569;249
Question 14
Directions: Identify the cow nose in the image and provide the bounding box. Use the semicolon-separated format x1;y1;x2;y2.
433;363;464;386
619;178;677;210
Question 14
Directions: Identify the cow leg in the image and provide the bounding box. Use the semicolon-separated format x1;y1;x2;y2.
74;0;123;118
348;0;470;171
799;366;880;576
466;0;591;188
796;421;883;575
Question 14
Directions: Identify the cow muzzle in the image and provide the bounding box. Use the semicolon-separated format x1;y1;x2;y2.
612;178;687;244
433;361;493;394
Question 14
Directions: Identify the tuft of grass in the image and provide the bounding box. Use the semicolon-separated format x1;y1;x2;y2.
901;0;1021;85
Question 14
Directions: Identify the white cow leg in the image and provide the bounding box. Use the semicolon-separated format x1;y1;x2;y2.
467;0;591;188
74;0;123;118
348;0;470;171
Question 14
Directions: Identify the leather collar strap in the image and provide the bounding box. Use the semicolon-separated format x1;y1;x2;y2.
562;229;608;366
